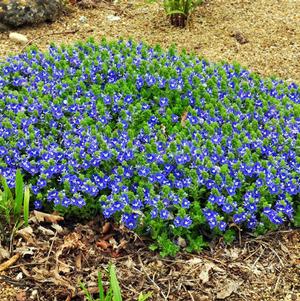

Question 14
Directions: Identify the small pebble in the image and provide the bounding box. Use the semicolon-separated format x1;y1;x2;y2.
9;32;28;44
30;289;38;300
79;16;88;23
16;272;23;280
107;15;121;22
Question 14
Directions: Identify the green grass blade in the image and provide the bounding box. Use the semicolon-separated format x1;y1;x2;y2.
14;169;24;219
105;288;113;301
1;175;12;201
166;9;186;15
98;271;105;301
109;264;122;301
138;292;153;301
79;282;94;301
23;186;30;227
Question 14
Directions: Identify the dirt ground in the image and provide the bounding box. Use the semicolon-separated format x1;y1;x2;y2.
0;0;300;83
0;1;300;300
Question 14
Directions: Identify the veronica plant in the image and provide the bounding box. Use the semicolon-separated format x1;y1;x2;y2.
0;38;299;255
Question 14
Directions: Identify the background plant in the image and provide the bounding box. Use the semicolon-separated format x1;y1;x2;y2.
80;264;152;301
0;170;30;243
149;0;203;27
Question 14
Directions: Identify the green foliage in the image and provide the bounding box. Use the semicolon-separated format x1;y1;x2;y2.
293;205;300;227
0;170;30;231
163;0;203;16
148;0;203;27
223;229;236;244
80;264;152;301
138;292;153;301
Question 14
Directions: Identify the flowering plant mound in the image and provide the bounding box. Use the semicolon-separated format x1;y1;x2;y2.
0;39;299;255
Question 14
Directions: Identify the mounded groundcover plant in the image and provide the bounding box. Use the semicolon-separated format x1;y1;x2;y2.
0;39;299;256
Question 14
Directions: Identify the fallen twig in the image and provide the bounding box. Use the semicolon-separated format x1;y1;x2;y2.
0;253;20;272
20;29;80;52
45;231;57;268
138;254;167;300
0;275;27;287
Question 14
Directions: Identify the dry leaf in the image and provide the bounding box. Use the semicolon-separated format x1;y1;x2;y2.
15;246;37;257
187;257;203;265
33;210;64;223
16;226;35;243
51;223;64;233
16;272;23;280
102;222;111;234
96;240;111;250
38;225;55;236
117;238;128;251
63;232;85;250
16;291;26;301
78;287;99;297
181;111;188;127
199;262;214;284
75;253;82;271
108;237;118;249
58;261;72;274
177;237;187;248
124;257;135;269
216;280;242;299
0;247;10;261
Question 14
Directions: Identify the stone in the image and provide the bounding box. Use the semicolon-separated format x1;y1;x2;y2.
9;32;28;44
0;0;66;28
79;15;87;23
106;14;121;22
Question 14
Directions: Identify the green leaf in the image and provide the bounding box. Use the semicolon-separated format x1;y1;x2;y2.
23;186;30;227
98;271;105;301
166;10;186;16
14;169;24;219
1;175;12;202
148;243;158;251
79;282;94;301
109;264;122;301
293;205;300;227
138;291;153;301
223;229;236;244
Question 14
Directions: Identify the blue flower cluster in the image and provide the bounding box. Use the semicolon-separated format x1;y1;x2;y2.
0;39;299;239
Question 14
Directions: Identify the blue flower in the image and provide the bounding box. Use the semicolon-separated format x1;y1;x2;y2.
160;209;170;220
218;221;227;231
159;97;168;107
181;216;192;228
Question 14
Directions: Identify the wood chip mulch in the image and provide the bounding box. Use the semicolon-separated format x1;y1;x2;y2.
0;211;299;301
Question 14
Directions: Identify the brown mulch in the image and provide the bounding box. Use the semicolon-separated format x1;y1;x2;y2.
0;211;299;301
0;0;300;83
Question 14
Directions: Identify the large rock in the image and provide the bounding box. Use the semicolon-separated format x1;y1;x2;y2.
0;0;66;28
